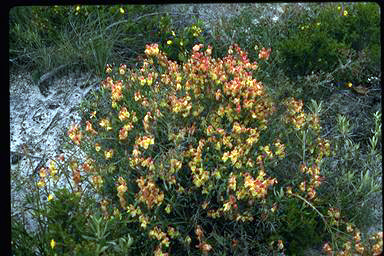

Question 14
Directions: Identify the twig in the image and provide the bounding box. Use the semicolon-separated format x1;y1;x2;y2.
10;150;45;161
37;63;70;86
40;111;61;136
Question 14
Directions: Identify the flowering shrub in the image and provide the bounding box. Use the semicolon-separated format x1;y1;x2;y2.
33;43;381;255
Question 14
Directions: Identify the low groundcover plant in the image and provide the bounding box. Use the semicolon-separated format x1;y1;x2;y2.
31;43;382;255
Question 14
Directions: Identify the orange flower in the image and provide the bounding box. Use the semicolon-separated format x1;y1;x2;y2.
299;181;306;192
118;107;130;121
39;167;47;178
85;120;97;135
105;64;112;73
72;168;81;185
119;127;128;140
195;225;204;241
199;242;212;254
144;43;159;56
355;242;364;254
193;44;203;52
258;47;271;60
119;64;126;75
92;175;103;190
323;242;332;255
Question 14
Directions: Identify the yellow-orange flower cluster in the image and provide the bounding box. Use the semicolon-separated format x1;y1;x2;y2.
85;120;98;135
188;139;210;188
194;225;213;256
299;163;325;200
119;64;126;75
37;167;47;188
144;43;160;57
136;135;155;150
68;123;83;145
323;230;383;256
258;47;271;60
99;118;112;131
118;106;130;121
284;98;305;130
136;176;164;209
149;226;170;248
69;160;81;189
91;175;103;191
236;171;277;200
116;176;127;209
111;79;124;104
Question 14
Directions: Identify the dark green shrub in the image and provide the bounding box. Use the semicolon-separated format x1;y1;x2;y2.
277;3;380;82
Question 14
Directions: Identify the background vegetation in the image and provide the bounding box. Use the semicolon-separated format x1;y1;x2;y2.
10;3;381;256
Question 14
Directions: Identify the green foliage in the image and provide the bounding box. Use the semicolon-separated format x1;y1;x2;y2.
277;3;380;81
156;16;208;63
278;29;344;78
44;188;91;253
11;218;38;255
320;111;382;231
277;198;327;255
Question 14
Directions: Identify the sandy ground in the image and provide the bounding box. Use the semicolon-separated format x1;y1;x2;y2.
10;70;99;233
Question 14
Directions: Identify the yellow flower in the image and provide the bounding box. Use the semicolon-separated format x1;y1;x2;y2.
49;161;58;177
193;44;201;52
75;5;80;12
99;118;112;130
346;223;354;233
355;242;364;254
165;204;171;214
119;7;125;14
90;111;97;118
37;179;45;188
167;40;172;45
95;143;101;152
343;10;348;16
48;194;54;201
104;149;113;160
39;167;47;178
277;240;284;250
50;239;56;249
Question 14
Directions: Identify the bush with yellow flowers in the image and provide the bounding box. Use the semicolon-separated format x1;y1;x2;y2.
32;43;381;255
